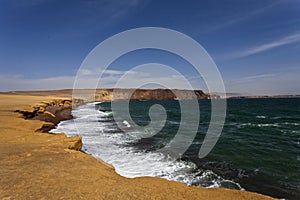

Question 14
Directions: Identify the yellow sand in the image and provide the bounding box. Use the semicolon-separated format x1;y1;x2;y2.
0;94;276;199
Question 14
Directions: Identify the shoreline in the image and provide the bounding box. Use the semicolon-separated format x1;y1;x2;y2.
0;93;276;199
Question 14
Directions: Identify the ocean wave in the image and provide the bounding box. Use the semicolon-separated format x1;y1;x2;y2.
50;102;242;190
122;120;131;127
256;115;267;119
257;123;280;127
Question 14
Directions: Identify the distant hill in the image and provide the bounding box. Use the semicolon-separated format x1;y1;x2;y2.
2;88;211;102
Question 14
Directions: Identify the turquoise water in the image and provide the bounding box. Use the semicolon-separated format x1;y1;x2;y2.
52;98;300;199
195;98;300;199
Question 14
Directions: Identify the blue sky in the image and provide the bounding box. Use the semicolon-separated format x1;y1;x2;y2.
0;0;299;95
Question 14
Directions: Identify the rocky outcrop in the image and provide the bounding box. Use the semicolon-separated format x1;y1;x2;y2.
15;98;82;151
15;98;73;132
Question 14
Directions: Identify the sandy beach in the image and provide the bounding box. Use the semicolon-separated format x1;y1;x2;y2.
0;93;276;199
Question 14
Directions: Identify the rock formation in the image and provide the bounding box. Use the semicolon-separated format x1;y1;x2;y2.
73;88;211;102
15;98;73;132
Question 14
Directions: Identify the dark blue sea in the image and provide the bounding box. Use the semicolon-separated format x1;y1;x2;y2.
51;98;300;200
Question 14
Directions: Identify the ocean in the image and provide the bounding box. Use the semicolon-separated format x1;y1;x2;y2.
51;98;300;200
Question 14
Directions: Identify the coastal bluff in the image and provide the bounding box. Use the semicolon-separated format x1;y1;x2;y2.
109;89;209;101
0;93;276;199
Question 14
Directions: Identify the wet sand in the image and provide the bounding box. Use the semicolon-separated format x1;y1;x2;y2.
0;93;276;199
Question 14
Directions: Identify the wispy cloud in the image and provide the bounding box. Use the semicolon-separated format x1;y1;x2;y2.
0;75;76;91
83;0;147;19
235;73;276;82
199;1;280;34
236;32;300;57
225;70;300;95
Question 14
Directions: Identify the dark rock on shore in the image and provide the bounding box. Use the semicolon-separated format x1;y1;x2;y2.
16;99;73;132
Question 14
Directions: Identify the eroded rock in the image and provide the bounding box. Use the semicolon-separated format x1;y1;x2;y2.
35;122;56;132
64;136;82;151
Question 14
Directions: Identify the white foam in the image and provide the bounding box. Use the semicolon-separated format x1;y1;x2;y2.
50;103;242;189
122;120;131;127
282;122;300;126
239;123;280;128
256;115;266;119
257;123;279;127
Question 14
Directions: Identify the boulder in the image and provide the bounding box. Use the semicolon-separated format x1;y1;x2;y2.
64;136;82;151
35;122;56;132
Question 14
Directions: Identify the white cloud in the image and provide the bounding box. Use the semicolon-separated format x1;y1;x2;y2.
0;75;75;91
0;69;205;92
79;69;131;76
236;32;300;57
